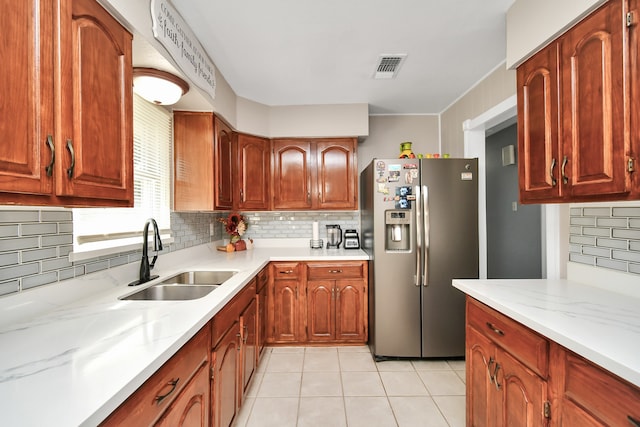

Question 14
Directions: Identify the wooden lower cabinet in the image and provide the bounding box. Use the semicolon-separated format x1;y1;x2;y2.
155;363;210;427
211;322;240;427
100;326;210;427
239;297;257;401
268;261;368;345
466;297;640;427
256;267;269;359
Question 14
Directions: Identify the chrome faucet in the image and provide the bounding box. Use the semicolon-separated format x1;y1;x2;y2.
130;218;163;286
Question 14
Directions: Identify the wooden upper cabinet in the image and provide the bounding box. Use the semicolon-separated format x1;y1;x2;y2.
214;115;234;210
236;134;270;210
517;0;637;203
0;0;54;197
174;112;214;211
57;0;133;203
315;139;357;209
272;138;358;210
272;139;313;210
559;0;629;199
0;0;133;206
517;43;561;203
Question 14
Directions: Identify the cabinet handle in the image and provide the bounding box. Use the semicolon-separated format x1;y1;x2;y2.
66;139;75;179
243;325;248;344
329;269;342;274
492;363;502;390
240;189;244;202
154;378;179;405
486;322;505;336
307;191;311;203
549;157;557;186
628;416;640;427
45;135;55;177
561;155;568;184
280;270;294;274
487;356;495;384
237;333;241;351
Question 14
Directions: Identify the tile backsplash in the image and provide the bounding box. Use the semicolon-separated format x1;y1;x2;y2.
569;205;640;275
0;208;360;297
0;209;224;297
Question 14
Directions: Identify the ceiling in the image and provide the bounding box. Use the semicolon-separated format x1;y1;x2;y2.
159;0;515;115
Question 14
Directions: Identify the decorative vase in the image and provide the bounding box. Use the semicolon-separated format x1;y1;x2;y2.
399;141;415;158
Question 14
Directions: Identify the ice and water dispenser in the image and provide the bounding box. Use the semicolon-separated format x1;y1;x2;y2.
385;210;412;251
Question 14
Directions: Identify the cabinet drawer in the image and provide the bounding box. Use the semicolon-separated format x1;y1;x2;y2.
100;327;209;427
467;298;548;377
271;262;300;279
563;350;640;426
306;262;365;280
257;267;269;292
212;280;256;347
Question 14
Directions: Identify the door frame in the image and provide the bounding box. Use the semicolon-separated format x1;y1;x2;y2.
462;95;568;279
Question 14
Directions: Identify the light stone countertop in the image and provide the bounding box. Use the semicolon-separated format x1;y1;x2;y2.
452;278;640;389
0;242;368;427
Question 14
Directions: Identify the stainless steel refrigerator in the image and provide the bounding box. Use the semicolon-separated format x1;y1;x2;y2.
360;158;478;359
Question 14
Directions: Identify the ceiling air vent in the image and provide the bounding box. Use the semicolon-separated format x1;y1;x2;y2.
373;54;407;79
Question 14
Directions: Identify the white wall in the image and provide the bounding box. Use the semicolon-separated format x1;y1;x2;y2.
358;115;440;172
506;0;607;68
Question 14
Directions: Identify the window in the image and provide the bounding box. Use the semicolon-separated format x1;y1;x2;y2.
71;94;172;260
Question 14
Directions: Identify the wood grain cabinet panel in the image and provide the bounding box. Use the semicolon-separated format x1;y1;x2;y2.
173;112;214;211
155;364;210;427
315;139;357;209
0;0;133;206
465;298;549;427
236;134;270;210
271;139;313;210
211;322;240;427
214;116;234;210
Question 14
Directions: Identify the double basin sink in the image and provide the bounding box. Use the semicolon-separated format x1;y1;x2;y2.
120;270;236;301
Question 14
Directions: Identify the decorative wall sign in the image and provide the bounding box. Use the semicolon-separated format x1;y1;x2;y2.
150;0;216;100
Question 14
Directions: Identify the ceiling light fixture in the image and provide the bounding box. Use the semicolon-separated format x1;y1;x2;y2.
132;67;189;106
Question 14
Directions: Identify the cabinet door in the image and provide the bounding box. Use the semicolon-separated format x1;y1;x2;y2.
57;0;133;203
174;112;214;211
560;0;629;199
236;134;270;210
212;322;240;427
466;326;496;427
271;139;313;210
307;280;334;342
272;279;301;342
155;364;210;427
517;43;561;202
0;0;54;197
495;347;548;427
257;280;268;359
334;280;366;342
240;297;257;399
214;116;234;210
315;139;357;209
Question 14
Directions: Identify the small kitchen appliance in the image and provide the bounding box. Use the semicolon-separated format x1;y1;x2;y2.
343;229;360;249
326;224;342;249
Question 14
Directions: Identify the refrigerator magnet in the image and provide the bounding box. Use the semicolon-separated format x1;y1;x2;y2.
461;172;473;180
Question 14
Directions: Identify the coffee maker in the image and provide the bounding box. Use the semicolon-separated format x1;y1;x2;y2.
326;224;342;249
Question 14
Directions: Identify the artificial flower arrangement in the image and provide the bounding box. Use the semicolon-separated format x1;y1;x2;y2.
218;212;248;251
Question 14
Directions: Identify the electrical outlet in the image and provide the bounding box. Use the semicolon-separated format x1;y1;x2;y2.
512;201;518;212
210;223;214;236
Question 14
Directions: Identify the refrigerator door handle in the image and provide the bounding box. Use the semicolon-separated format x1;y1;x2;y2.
414;185;421;287
422;185;429;287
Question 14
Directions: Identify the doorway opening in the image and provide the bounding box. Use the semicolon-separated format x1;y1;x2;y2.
485;122;542;279
463;95;565;279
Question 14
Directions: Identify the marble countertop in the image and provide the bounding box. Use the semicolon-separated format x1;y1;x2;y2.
452;278;640;389
0;242;368;427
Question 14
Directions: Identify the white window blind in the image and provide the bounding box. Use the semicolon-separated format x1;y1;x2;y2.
72;94;172;254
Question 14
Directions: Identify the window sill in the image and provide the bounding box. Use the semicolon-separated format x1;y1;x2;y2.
69;234;174;263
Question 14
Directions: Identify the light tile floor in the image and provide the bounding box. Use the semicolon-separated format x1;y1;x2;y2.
233;346;466;427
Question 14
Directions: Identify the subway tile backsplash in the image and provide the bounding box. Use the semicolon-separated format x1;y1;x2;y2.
569;205;640;275
0;208;360;297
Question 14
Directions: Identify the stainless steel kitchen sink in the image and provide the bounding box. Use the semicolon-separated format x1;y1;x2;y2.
159;270;236;286
120;270;237;301
120;284;219;301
